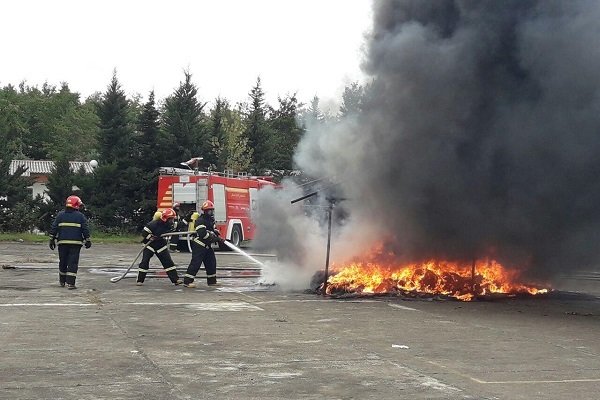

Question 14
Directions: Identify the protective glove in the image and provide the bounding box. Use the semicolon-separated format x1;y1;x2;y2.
208;231;220;243
84;240;92;249
49;239;56;251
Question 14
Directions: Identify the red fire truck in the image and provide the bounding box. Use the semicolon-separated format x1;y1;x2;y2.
157;167;276;247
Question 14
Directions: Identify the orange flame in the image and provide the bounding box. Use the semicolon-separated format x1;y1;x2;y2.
325;259;549;301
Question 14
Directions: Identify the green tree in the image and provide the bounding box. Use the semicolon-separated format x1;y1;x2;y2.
163;70;207;167
96;72;135;166
243;77;273;172
0;84;28;158
134;91;164;222
90;73;143;231
213;105;252;173
269;94;304;170
339;82;365;118
136;91;164;171
207;97;229;169
304;95;324;125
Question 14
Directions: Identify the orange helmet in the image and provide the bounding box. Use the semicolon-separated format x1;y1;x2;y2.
160;208;176;222
201;200;214;211
66;195;82;210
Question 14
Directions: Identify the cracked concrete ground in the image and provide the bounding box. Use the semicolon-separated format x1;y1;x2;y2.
1;242;600;400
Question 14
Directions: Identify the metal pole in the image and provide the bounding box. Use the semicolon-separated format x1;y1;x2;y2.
323;202;333;295
471;258;476;295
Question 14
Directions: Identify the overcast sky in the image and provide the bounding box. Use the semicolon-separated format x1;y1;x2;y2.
1;0;372;109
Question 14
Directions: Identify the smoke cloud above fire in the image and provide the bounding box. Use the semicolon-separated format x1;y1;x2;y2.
256;0;600;282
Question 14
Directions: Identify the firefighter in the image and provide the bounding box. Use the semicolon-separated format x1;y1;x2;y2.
170;202;189;252
48;195;92;289
183;200;222;288
136;208;182;286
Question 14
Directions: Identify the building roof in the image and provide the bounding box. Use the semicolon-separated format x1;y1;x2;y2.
9;160;95;176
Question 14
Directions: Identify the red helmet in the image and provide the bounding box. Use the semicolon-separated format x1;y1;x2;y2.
160;208;176;222
66;195;82;210
201;200;214;211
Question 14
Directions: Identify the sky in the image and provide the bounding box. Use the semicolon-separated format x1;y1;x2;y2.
1;0;372;108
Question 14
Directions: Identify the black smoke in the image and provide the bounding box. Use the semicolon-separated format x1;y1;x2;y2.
294;0;600;278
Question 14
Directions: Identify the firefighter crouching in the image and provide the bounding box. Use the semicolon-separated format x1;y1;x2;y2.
48;195;92;289
136;208;182;286
183;200;222;288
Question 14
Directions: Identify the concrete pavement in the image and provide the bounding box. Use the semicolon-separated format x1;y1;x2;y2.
1;242;600;399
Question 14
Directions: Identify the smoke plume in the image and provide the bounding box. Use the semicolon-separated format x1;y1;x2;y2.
258;0;600;282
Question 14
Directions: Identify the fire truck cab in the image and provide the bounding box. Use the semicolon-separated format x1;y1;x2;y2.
157;167;276;247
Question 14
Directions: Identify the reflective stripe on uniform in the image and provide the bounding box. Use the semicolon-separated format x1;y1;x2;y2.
57;240;83;245
164;266;177;272
206;274;216;278
193;239;207;247
137;268;149;272
59;271;67;276
156;245;168;253
184;273;196;279
58;222;81;228
66;272;77;276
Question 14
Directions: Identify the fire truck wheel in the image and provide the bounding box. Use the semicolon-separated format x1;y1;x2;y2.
230;225;242;248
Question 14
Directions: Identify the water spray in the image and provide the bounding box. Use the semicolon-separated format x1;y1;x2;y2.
221;240;266;268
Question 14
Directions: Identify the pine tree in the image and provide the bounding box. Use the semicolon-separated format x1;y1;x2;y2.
339;82;365;118
97;72;134;166
90;72;142;231
220;105;253;173
207;97;228;170
163;71;207;167
136;91;163;172
135;91;163;224
305;95;324;124
243;77;273;173
269;94;304;171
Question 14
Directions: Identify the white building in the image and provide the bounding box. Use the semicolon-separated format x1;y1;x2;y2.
9;160;96;200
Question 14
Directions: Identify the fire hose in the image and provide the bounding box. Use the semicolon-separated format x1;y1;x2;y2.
109;231;195;283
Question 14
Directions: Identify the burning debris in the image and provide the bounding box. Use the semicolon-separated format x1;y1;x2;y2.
316;258;549;301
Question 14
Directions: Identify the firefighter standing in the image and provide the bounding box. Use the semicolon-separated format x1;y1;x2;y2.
170;202;189;252
183;200;221;288
136;208;182;286
48;195;92;289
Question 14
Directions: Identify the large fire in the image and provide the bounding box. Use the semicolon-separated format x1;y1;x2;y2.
324;258;549;301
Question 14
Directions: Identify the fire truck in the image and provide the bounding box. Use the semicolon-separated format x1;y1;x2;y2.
156;166;276;248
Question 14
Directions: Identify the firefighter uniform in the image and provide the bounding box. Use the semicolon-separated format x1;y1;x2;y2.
49;197;91;289
183;210;221;287
136;216;182;285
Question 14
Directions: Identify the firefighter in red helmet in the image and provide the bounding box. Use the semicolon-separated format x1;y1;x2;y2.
48;195;92;289
183;200;221;287
136;208;183;286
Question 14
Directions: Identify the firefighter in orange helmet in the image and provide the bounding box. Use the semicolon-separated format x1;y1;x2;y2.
183;200;222;287
48;195;92;289
136;208;182;286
